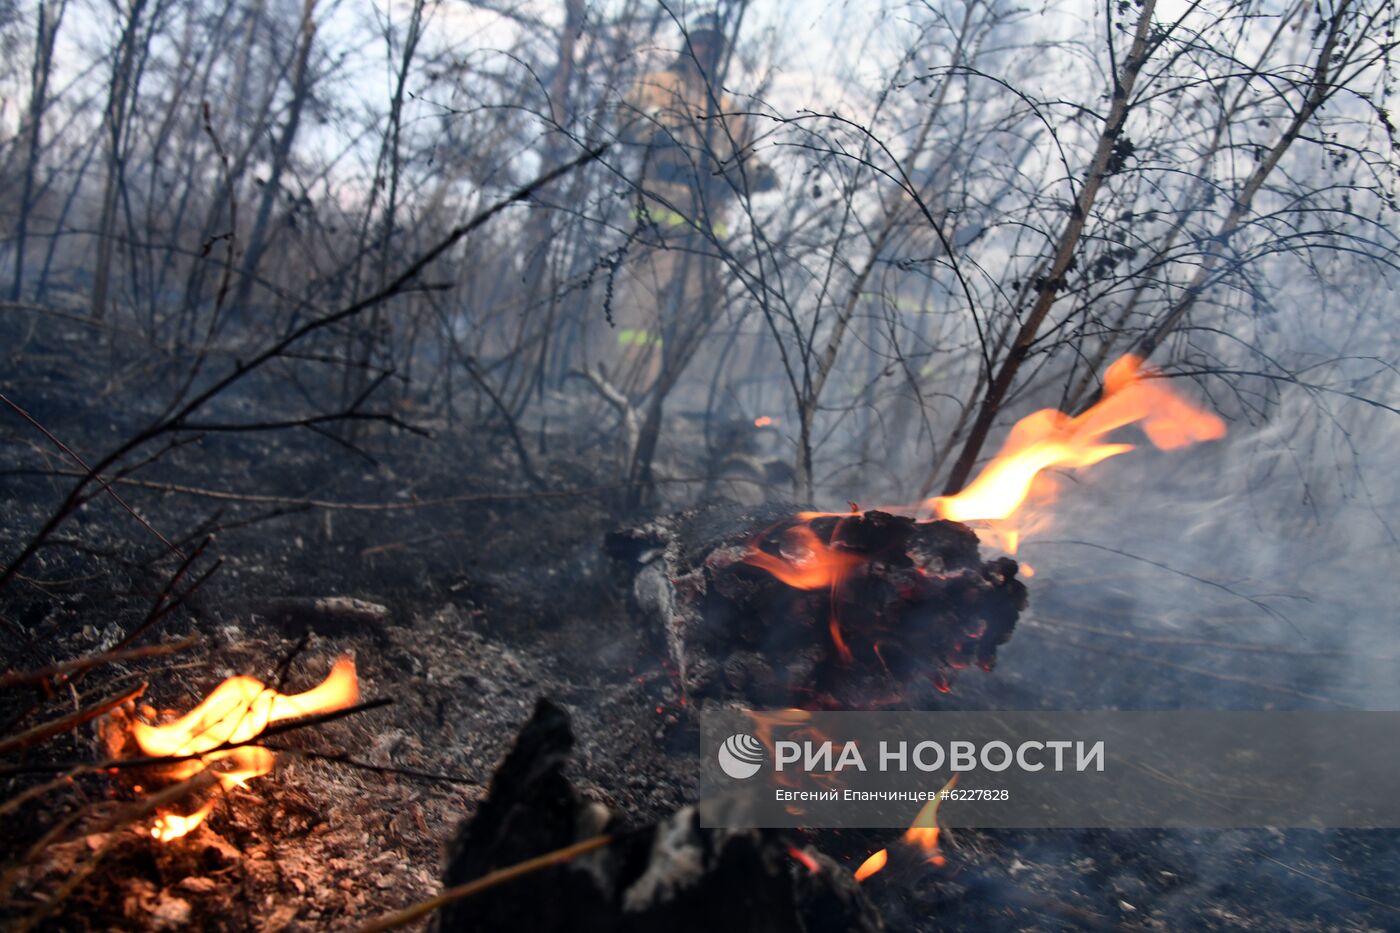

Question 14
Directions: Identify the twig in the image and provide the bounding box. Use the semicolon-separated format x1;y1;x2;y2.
569;366;641;465
1052;638;1352;707
100;537;217;662
0;683;146;757
18;471;620;510
257;697;393;740
463;356;546;489
9;470;761;510
1024;617;1398;661
1033;538;1303;629
87;769;221;834
0;392;184;561
0;637;198;690
356;834;616;933
262;743;480;787
1243;846;1400;916
0;768;88;817
270;632;312;692
360;530;471;558
0;697;394;775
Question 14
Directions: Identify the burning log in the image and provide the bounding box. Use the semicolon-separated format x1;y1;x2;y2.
434;698;883;932
608;504;1027;708
607;356;1235;708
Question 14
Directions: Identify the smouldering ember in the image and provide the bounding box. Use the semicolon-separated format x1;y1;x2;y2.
611;502;1026;706
126;656;359;841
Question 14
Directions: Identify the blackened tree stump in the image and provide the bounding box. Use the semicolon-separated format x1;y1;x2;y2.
608;504;1026;708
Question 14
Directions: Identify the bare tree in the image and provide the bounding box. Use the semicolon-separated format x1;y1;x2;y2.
7;0;67;301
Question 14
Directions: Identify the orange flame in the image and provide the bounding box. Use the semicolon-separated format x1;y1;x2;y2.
743;523;866;662
903;774;955;866
928;355;1224;538
132;656;359;841
855;774;957;882
754;416;776;428
853;847;888;882
742;525;861;591
150;800;217;842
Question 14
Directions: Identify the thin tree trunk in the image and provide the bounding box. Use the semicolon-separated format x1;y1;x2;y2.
341;0;427;433
1130;3;1346;362
177;10;282;324
791;3;975;499
37;135;102;301
940;0;1158;495
229;0;318;317
793;227;890;499
523;0;585;401
1061;0;1309;412
10;0;67;302
89;0;149;319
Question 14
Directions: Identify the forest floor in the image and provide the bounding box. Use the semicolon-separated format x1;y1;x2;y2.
2;308;1398;931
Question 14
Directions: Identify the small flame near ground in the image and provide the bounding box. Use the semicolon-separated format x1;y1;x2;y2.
855;774;958;882
853;847;888;882
131;655;359;841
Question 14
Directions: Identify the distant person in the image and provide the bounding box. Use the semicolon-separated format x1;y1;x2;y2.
606;11;775;398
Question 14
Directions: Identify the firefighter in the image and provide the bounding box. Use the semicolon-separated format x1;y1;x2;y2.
605;12;775;398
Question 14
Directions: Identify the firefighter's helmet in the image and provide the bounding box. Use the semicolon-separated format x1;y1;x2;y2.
688;9;725;45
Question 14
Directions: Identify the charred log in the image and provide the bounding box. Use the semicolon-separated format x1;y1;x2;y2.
608;504;1027;707
249;596;391;635
439;698;882;933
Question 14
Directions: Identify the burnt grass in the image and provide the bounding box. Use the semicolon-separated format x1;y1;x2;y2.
2;310;1398;931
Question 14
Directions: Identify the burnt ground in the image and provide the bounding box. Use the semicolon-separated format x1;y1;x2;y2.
2;309;1399;931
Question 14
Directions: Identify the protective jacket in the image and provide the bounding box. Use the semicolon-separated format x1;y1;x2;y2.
621;61;771;233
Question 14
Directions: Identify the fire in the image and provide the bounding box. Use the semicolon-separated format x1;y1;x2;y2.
928;355;1225;539
131;655;359;841
903;791;949;866
743;523;866;663
732;355;1222;694
742;524;861;591
855;774;957;882
754;415;776;428
150;800;217;842
853;847;887;882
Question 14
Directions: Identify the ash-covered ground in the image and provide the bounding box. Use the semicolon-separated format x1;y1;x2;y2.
3;311;1399;931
